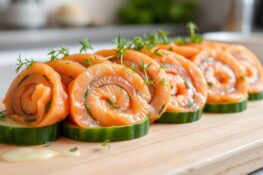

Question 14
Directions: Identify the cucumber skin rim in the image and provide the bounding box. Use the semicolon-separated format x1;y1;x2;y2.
156;109;202;124
0;123;61;146
62;118;150;142
204;100;247;113
248;91;263;101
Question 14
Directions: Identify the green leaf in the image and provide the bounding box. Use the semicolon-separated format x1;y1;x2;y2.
80;39;93;53
48;46;70;61
187;21;203;43
15;54;35;73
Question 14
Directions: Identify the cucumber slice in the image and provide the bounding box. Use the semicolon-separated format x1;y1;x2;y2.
0;118;60;146
248;91;263;101
204;100;247;113
156;109;202;124
62;118;150;142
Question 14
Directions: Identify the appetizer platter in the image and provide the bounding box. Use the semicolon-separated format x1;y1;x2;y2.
1;22;263;175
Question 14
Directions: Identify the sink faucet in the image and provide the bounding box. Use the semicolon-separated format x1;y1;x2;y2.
225;0;256;34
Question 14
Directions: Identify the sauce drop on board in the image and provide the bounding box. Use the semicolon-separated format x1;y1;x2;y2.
1;147;80;162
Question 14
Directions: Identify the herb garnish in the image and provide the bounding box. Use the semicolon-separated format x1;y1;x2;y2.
85;58;94;66
0;110;7;120
16;54;35;73
173;22;203;45
24;118;37;123
160;64;168;69
69;147;78;152
157;29;169;44
141;62;154;86
106;99;120;109
187;22;203;43
207;82;213;86
48;46;70;61
159;105;165;114
153;48;162;57
160;78;167;85
130;64;137;72
101;139;111;150
113;35;131;64
80;39;93;53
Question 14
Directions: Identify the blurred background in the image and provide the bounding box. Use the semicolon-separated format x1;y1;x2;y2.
0;0;262;50
0;0;263;97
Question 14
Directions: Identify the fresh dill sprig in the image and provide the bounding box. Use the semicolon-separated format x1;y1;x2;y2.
0;110;7;120
158;29;170;44
132;36;147;51
173;22;203;45
106;99;120;109
141;62;154;86
130;64;137;72
160;64;168;69
80;39;93;53
153;48;162;57
48;46;70;61
85;58;94;66
160;78;167;85
187;22;203;43
101;139;111;150
113;35;131;65
15;54;35;73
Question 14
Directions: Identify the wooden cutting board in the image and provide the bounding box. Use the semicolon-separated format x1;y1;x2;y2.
1;100;263;175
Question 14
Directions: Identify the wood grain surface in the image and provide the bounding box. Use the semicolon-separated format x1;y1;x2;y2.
1;100;263;175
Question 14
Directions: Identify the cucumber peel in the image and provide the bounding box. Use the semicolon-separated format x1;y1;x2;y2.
156;109;202;124
62;117;150;142
204;100;247;113
248;91;263;101
0;118;60;145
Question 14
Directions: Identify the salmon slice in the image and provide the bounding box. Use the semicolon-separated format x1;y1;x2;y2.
47;60;85;87
95;49;170;122
63;53;110;67
158;43;201;59
141;48;207;112
69;63;150;128
4;63;69;127
191;49;248;103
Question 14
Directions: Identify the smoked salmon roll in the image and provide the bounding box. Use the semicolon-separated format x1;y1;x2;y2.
63;63;150;142
199;41;263;100
47;60;85;87
95;49;170;122
141;48;207;123
191;50;248;113
224;45;263;100
4;63;69;127
63;53;110;67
